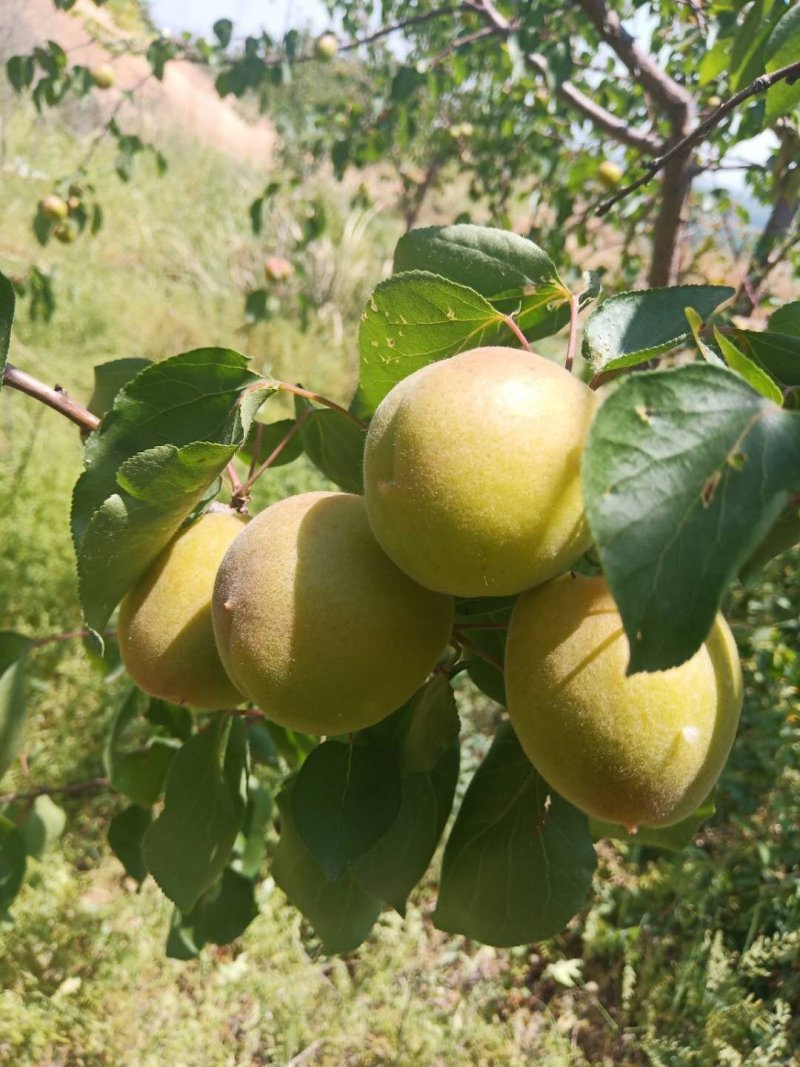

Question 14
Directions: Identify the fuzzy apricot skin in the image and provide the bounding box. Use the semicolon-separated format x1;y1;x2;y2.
505;574;743;829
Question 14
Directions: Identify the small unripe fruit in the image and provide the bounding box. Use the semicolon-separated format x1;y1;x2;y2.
67;196;82;213
118;511;246;709
708;95;722;108
505;574;743;829
598;160;624;188
264;255;293;282
314;33;339;60
212;492;454;735
53;220;79;244
90;64;115;89
39;195;69;221
363;347;598;598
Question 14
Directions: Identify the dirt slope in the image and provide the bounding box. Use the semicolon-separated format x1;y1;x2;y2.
0;0;274;165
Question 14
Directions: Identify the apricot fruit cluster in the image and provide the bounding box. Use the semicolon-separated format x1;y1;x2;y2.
117;345;742;829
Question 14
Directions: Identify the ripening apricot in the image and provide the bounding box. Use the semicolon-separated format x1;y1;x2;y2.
363;347;598;597
505;574;743;829
118;511;246;709
212;491;453;735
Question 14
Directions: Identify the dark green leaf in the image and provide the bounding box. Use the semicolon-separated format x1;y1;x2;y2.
72;348;272;630
108;804;152;883
213;19;234;48
0;270;14;387
143;718;247;911
291;741;401;879
590;796;715;852
297;402;366;493
235;783;272;879
399;673;460;774
18;795;66;858
6;55;35;92
354;272;504;417
239;418;304;469
464;629;507;706
271;779;382;954
104;689;177;808
769;302;800;337
166;867;259;958
0;633;32;782
739;503;800;582
0;817;26;914
435;724;596;946
393;225;567;339
714;327;783;404
736;329;800;387
583;364;800;672
764;6;800;122
583;286;733;372
87;358;151;420
355;741;459;914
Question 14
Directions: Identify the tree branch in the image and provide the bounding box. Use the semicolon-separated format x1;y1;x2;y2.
0;777;109;805
578;0;694;125
466;0;661;154
596;59;800;217
2;363;100;432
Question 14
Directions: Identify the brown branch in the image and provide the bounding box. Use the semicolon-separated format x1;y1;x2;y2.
232;408;312;505
276;382;366;428
2;363;100;431
0;777;109;805
596;59;800;217
466;0;661;154
31;627;116;649
452;628;504;672
502;315;532;351
578;0;694;125
565;294;580;373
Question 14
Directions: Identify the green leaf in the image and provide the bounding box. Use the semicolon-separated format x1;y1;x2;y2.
399;674;460;774
714;328;783;404
290;741;401;879
18;795;66;858
0;633;32;782
239;418;304;469
87;358;151;421
271;778;382;954
296;401;366;493
769;301;800;337
355;741;459;914
434;724;596;947
764;6;800;123
583;364;800;672
736;329;800;387
143;718;247;911
729;0;781;91
166;868;259;959
0;817;26;915
739;503;800;582
235;783;272;879
464;629;507;706
108;804;152;883
582;286;733;372
590;797;715;852
0;269;14;388
72;349;273;630
354;272;504;417
393;224;570;340
685;306;724;366
104;689;177;808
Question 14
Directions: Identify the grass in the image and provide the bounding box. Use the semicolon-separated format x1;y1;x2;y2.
1;92;800;1067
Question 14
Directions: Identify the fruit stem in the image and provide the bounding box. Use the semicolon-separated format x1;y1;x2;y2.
452;628;504;672
277;382;366;428
232;409;313;505
2;362;100;432
225;462;243;493
565;293;580;373
502;315;532;352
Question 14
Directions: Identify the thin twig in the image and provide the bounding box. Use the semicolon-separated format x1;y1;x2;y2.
31;628;116;649
247;421;264;481
565;294;580;373
232;409;312;504
502;315;532;351
277;382;366;428
596;59;800;217
0;778;109;805
452;629;504;672
76;71;154;172
2;363;100;431
225;461;242;493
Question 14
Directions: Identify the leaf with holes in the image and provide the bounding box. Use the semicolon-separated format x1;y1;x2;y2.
354;272;504;417
583;364;800;672
583;286;733;372
434;724;595;946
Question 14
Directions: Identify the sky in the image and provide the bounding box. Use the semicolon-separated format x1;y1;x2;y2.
148;0;330;39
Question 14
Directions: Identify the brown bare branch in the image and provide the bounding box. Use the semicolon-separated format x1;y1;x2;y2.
597;59;800;218
0;778;109;805
2;363;100;432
